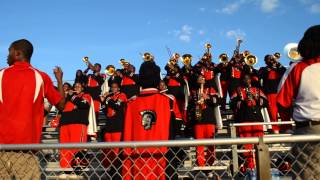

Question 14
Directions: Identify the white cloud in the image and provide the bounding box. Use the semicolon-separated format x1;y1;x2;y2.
171;25;193;43
216;2;241;14
198;30;205;35
260;0;279;12
199;7;206;12
226;29;246;40
310;3;320;13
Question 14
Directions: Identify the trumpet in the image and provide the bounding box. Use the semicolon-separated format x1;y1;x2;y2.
142;52;154;62
284;43;302;61
195;77;205;121
242;50;251;58
167;54;180;74
181;54;192;66
274;52;281;60
219;53;229;63
119;59;130;67
82;56;92;65
82;56;95;70
245;55;258;66
105;67;115;76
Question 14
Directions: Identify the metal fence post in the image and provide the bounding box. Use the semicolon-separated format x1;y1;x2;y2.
230;125;239;176
255;137;271;180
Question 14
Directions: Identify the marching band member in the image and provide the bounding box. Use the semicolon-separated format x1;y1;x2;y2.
84;62;105;120
217;53;229;110
158;80;168;93
164;53;186;120
259;54;286;133
230;73;268;172
74;69;87;87
227;55;246;96
122;59;183;180
191;74;219;166
119;59;140;99
59;82;93;168
181;54;197;136
100;81;127;179
194;51;219;93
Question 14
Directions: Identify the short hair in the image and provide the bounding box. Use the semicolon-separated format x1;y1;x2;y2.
10;39;34;60
298;25;320;59
95;63;101;68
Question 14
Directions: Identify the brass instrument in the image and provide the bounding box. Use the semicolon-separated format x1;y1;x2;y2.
195;80;205;121
83;56;91;65
82;56;95;70
274;52;281;60
105;67;115;76
284;43;302;61
234;39;243;57
245;55;258;66
242;50;251;58
142;52;154;62
219;53;229;63
205;43;212;53
182;54;192;66
119;59;130;67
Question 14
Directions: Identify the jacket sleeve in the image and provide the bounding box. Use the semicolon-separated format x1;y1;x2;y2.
70;95;90;109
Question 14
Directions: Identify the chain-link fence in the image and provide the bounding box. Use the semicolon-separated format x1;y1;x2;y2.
1;135;320;180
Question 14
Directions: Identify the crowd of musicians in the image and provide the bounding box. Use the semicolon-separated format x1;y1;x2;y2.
47;40;297;177
1;25;319;180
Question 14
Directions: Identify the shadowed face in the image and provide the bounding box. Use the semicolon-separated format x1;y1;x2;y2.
74;83;84;94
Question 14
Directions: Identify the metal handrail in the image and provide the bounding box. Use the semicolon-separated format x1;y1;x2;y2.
1;134;319;150
230;121;295;127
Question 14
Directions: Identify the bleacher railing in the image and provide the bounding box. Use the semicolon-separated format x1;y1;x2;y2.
1;135;320;180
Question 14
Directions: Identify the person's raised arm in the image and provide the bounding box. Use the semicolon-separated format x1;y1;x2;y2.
53;66;66;111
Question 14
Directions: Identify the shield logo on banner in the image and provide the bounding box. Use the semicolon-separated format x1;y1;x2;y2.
140;110;157;130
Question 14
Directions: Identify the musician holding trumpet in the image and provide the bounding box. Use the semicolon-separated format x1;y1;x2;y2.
59;82;94;168
190;74;219;167
83;57;105;121
100;81;127;178
230;73;268;173
119;59;139;99
258;54;286;134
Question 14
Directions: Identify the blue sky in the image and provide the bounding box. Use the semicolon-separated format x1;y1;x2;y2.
0;0;319;80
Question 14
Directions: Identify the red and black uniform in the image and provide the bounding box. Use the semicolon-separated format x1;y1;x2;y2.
243;65;260;87
182;65;197;135
85;73;105;118
122;88;182;180
108;75;122;87
120;69;140;99
230;85;268;170
194;60;219;91
59;93;92;168
227;59;246;96
217;62;229;110
164;64;186;120
101;92;127;177
259;64;286;132
190;85;219;166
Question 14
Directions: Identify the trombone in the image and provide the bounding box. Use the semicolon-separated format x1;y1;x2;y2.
205;43;212;54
